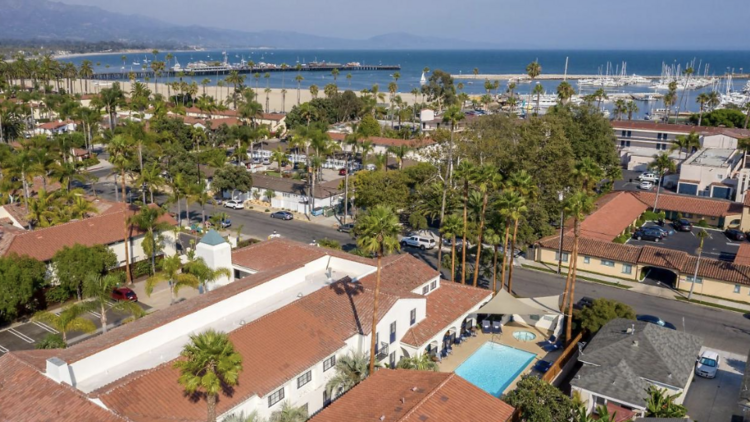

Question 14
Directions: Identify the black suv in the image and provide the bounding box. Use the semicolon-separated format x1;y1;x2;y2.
632;228;662;242
672;219;692;232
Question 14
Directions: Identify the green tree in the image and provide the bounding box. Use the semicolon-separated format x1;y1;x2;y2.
396;353;438;371
183;258;231;293
574;298;636;334
358;114;381;137
645;386;688;418
556;81;575;105
670;132;701;160
355;205;401;374
271;146;288;172
440;214;463;282
351;170;410;210
325;351;369;396
318;238;342;250
270;402;308;422
84;273;144;333
129;205;172;275
36;333;66;349
146;254;200;304
32;303;97;343
648;152;676;212
690;108;746;128
505;376;574;422
174;329;243;422
212;165;253;198
0;254;48;322
53;244;117;301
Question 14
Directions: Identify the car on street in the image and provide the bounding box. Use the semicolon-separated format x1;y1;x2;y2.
338;168;350;176
636;314;676;330
632;229;662;242
638;172;659;183
725;229;746;241
401;235;436;250
224;199;244;209
573;296;596;310
695;350;721;379
270;211;294;220
672;219;693;232
111;287;138;302
338;223;355;233
443;238;469;249
639;181;654;190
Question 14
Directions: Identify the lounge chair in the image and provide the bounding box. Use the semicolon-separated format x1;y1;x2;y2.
482;320;491;333
534;360;553;373
492;321;502;334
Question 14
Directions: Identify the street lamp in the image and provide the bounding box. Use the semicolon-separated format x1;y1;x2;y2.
557;190;565;275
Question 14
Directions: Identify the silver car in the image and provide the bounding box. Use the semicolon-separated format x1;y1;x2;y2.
695;350;720;379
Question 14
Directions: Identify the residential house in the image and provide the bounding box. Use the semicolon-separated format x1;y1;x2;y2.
571;319;702;418
34;120;77;137
327;132;436;162
246;174;343;213
310;369;515;422
184;107;286;135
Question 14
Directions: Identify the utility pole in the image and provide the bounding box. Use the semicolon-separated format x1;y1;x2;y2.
557;191;565;274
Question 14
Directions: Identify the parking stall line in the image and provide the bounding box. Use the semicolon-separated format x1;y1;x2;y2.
89;311;102;318
33;321;59;334
8;328;35;343
0;344;8;353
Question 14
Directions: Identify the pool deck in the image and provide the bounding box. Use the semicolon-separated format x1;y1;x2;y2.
437;322;562;396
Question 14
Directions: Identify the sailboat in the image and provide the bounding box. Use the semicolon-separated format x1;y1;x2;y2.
420;72;427;86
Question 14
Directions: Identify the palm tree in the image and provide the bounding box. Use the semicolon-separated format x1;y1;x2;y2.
670;131;701;160
626;100;639;120
107;135;134;283
32;303;96;343
129;205;172;274
471;166;502;287
613;99;627;120
498;191;527;293
396;353;438;371
572;157;604;192
183;257;231;293
556;81;575;105
174;329;243;422
676;67;694;116
688;229;709;300
386;145;411;170
649;153;676;212
356;205;401;373
270;146;287;173
695;93;710;126
325;351;369;396
146;254;200;304
484;228;502;295
531;84;544;115
440;214;463;282
562;190;595;344
455;161;475;284
84;273;144;333
309;84;319;99
331;68;340;83
645;386;687;418
294;74;304;106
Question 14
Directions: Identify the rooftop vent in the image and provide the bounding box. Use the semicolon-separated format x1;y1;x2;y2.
380;416;385;421
632;340;639;347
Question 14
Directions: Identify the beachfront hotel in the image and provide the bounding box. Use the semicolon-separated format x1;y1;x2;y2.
0;234;513;421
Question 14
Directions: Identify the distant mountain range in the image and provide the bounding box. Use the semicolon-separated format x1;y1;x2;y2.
0;0;500;50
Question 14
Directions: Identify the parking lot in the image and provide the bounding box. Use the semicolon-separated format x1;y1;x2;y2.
628;222;742;262
0;301;151;356
684;347;746;422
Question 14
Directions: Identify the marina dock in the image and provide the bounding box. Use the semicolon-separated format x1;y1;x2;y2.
90;64;401;80
453;73;747;81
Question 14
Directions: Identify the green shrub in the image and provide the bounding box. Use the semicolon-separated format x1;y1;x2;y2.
131;260;152;279
45;286;70;304
265;209;270;212
697;219;709;228
36;333;66;349
235;238;262;249
614;234;629;244
676;212;684;220
643;211;663;221
636;218;645;227
318;238;342;250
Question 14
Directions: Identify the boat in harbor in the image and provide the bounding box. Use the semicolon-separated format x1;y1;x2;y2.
420;72;426;86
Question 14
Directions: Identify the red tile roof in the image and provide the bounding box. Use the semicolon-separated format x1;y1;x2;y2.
402;282;491;346
260;113;286;121
95;279;402;420
577;192;648;242
632;191;743;217
3;204;177;262
38;120;73;130
310;369;514;422
538;235;642;264
328;132;435;148
358;254;439;296
0;352;125;422
735;243;750;266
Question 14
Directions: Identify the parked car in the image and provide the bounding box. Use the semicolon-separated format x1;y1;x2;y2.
224;199;244;209
638;172;659;183
725;229;746;241
650;226;671;238
311;207;324;216
573;296;595;310
672;219;693;232
338;223;355;233
632;229;662;242
695;350;721;379
111;287;138;302
262;158;271;165
639;181;654;190
270;211;294;220
212;197;223;205
401;236;436;250
365;164;377;171
442;238;469;249
215;218;231;229
338;168;349;176
636;314;676;330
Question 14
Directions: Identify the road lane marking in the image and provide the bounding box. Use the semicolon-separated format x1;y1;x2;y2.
8;328;34;343
33;321;58;334
0;344;8;353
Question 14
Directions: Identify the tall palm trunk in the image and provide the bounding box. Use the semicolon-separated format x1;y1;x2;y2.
506;218;520;293
368;251;383;374
450;235;456;282
500;220;511;291
565;219;581;344
460;181;468;284
206;392;217;422
100;302;109;333
472;193;489;287
492;244;499;295
122;169;132;284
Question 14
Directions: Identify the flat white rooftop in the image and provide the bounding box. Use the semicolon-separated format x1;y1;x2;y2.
684;148;737;168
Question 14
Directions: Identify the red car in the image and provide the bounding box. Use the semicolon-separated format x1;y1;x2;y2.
111;287;138;302
338;168;348;176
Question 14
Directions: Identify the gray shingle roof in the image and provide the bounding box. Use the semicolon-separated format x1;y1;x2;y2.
579;319;702;389
572;360;651;408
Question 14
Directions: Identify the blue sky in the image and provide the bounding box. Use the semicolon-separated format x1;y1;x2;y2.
62;0;750;49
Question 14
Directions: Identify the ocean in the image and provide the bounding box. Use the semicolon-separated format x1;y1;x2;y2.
58;49;750;116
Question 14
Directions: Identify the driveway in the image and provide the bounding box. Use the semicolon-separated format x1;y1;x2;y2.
684;348;745;422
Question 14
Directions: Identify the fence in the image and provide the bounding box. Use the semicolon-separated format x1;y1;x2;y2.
542;331;583;383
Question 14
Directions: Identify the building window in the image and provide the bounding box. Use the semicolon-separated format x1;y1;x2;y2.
297;371;312;388
375;332;379;355
430;280;437;290
323;389;332;406
601;260;615;267
390;321;397;344
620;140;626;147
422;285;429;295
625;140;631;147
583;256;591;264
735;285;741;294
268;388;285;407
621;130;626;137
627;131;632;137
555;251;569;263
410;308;416;326
686;276;703;284
323;355;336;372
622;264;632;275
389;351;396;368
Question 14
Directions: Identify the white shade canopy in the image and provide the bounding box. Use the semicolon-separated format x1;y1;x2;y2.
477;289;562;316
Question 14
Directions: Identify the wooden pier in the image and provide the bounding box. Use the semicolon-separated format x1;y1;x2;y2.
91;64;401;81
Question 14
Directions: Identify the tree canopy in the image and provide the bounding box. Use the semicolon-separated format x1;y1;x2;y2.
212;165;253;194
689;108;746;128
52;244;117;301
0;254;48;322
575;298;636;334
504;376;574;422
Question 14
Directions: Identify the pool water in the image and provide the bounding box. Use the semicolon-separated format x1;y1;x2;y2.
513;331;537;342
455;342;536;397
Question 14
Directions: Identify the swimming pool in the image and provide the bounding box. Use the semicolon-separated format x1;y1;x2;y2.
455;342;536;397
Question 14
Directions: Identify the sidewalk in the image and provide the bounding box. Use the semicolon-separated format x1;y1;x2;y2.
519;258;750;313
